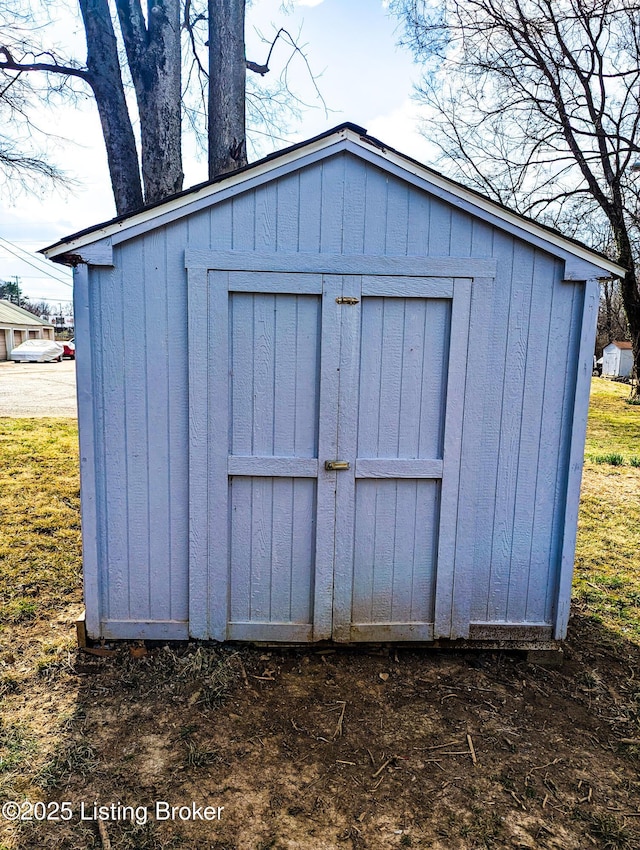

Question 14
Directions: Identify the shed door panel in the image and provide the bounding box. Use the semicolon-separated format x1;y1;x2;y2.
332;295;451;641
227;290;322;641
200;271;469;642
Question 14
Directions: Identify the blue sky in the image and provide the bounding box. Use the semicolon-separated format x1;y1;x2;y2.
0;0;433;307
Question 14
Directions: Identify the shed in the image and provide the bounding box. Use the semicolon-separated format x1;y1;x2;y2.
0;300;56;361
43;124;624;646
602;341;633;378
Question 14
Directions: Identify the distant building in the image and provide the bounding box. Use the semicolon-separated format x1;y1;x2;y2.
602;341;633;378
0;300;56;361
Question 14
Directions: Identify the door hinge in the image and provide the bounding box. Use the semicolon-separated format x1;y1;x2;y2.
335;296;359;305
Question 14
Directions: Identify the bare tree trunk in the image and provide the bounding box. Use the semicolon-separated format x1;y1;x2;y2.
79;0;143;214
208;0;247;178
115;0;183;205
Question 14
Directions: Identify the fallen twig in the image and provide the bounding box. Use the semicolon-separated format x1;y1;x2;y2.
372;757;393;778
332;701;346;739
467;733;477;765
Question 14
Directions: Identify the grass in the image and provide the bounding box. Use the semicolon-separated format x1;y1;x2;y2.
574;379;640;644
0;418;82;628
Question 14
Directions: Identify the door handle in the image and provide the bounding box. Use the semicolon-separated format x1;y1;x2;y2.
325;460;350;471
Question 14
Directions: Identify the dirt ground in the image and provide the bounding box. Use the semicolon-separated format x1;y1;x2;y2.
0;361;76;417
3;605;639;850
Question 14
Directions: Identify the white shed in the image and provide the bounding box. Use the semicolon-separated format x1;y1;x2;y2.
602;341;633;378
43;124;625;647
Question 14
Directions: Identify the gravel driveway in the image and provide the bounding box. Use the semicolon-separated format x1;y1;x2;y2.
0;360;77;417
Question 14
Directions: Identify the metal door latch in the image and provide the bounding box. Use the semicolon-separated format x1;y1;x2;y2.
335;296;359;305
325;460;350;471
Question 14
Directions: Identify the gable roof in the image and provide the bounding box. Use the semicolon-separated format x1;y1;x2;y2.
0;300;54;327
610;341;633;350
42;123;625;278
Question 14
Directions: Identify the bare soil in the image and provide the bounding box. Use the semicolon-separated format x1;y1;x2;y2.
3;607;640;850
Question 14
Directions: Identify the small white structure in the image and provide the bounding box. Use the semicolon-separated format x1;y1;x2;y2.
602;341;633;378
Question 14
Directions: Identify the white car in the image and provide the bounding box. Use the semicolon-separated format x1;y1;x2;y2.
10;339;65;363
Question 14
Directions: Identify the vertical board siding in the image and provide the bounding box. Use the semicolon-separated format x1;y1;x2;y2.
230;477;316;622
357;298;450;460
96;262;129;622
164;220;190;621
351;479;439;623
88;151;591;640
144;228;171;621
230;293;320;458
228;291;322;625
469;232;516;622
487;240;535;622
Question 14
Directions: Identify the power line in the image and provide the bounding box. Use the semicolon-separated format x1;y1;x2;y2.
0;236;73;286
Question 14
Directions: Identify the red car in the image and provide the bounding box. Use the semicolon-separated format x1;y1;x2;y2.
62;339;75;359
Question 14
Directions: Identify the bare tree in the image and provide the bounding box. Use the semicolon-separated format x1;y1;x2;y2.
0;1;325;213
391;0;640;393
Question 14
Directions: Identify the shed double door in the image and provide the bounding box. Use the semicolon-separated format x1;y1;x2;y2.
195;269;471;642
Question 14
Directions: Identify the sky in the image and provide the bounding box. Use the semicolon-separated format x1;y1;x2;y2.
0;0;434;312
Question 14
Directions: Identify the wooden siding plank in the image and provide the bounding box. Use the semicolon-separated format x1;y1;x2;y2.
342;158;367;253
418;300;450;459
450;277;494;637
357;295;384;458
487;241;535;622
164;219;189;622
255;182;277;250
227;622;313;642
434;279;472;638
120;241;150;621
427;197;453;258
230;293;255;456
332;275;362;639
346;623;435;642
73;264;101;638
407;190;431;256
269;477;294;621
228;271;322;294
398;299;428;460
290;478;316;623
273;295;298;456
385;179;410;254
355;459;443;478
249;476;273;620
188;208;212;249
363;165;388;254
377;299;404;458
208;271;231;639
506;253;555;623
294;295;322;458
101;620;189;640
187;266;210;638
350;480;377;624
362;277;453;298
209;200;232;249
229;477;252;622
555;279;598;638
276;173;300;251
469;234;516;622
313;274;342;639
228;456;319;476
298;164;322;252
526;275;576;623
252;294;276;455
96;264;128;623
319;156;346;253
185;248;497;278
231;192;256;250
144;228;171;622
